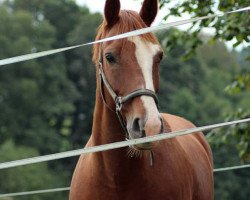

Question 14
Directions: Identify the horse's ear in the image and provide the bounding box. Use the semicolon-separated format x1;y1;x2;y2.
104;0;121;27
139;0;158;26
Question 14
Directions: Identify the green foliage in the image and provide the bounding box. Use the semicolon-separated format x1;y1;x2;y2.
66;11;102;147
225;72;250;94
212;140;250;200
0;1;101;198
159;0;249;55
158;3;250;197
0;3;80;154
157;25;249;198
158;31;235;125
208;74;250;162
208;109;250;158
207;47;250;162
0;141;68;200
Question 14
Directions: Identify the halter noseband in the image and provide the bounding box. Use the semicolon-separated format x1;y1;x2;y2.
98;43;159;136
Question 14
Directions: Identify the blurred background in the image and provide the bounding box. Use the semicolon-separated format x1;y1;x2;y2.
0;0;249;199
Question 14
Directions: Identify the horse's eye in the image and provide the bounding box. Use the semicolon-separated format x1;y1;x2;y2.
105;53;116;64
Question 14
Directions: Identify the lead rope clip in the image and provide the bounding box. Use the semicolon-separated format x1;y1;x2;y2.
149;150;154;166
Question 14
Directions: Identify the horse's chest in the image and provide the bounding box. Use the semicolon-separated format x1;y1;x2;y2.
74;166;193;200
70;150;195;200
124;170;193;200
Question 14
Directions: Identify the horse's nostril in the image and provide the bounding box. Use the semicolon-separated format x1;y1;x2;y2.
131;118;146;138
132;118;140;133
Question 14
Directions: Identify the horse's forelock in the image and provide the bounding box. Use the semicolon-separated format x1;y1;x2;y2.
93;10;159;65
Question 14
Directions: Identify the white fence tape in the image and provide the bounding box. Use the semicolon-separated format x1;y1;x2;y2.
0;187;70;198
0;7;249;66
0;118;249;170
213;163;250;172
0;163;250;198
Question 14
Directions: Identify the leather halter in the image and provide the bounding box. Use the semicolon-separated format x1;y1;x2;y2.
98;44;159;137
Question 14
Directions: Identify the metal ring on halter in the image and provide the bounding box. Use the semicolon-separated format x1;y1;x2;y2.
115;97;123;112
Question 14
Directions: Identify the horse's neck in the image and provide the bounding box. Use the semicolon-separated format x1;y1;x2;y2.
91;89;124;145
91;89;135;173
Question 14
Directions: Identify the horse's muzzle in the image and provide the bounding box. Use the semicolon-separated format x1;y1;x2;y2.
128;115;163;150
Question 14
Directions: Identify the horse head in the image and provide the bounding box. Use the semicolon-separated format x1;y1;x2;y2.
93;0;163;150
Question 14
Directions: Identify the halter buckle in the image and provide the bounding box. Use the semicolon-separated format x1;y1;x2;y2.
115;97;123;112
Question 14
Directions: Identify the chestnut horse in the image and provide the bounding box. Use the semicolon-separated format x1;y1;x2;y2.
70;0;214;199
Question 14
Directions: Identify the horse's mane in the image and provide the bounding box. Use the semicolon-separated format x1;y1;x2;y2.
92;10;159;65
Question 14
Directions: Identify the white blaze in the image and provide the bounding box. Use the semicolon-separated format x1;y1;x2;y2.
128;36;160;91
128;36;161;134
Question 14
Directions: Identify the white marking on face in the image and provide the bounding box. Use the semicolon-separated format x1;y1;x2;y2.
128;36;160;91
128;36;161;134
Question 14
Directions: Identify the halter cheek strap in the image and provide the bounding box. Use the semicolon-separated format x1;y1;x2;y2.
98;61;129;135
98;43;160;137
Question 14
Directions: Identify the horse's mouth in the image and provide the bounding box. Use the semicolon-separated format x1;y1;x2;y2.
127;143;155;165
126;135;154;151
127;142;154;159
133;142;154;150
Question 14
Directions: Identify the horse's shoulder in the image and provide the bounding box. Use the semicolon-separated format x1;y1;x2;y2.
160;113;213;159
160;113;196;131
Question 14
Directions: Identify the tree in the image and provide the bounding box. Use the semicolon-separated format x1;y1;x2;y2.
159;0;250;161
208;49;250;161
66;11;102;147
0;1;103;197
0;141;68;200
0;3;80;156
158;30;237;125
2;0;103;150
157;1;250;198
159;0;249;55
